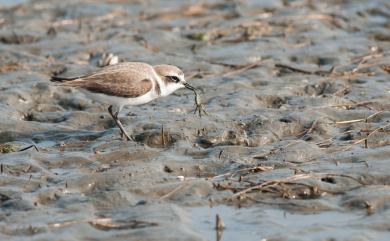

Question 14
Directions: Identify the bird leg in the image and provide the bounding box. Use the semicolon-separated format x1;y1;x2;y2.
108;105;132;141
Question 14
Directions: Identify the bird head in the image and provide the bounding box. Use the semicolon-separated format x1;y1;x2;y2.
153;64;196;96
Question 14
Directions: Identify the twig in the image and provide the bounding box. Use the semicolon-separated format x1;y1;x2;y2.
210;165;273;181
296;119;320;138
222;59;263;77
275;63;312;74
215;214;225;241
350;123;390;147
231;174;311;199
275;63;334;76
334;111;384;124
18;144;39;152
161;124;166;147
160;182;189;200
215;214;225;230
230;172;367;200
329;101;377;110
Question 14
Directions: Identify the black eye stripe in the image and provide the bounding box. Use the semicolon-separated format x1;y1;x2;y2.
168;76;180;83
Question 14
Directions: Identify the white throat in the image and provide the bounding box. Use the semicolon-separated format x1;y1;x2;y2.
160;82;183;96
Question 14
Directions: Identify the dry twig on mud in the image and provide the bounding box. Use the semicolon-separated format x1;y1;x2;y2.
328;101;380;110
334;111;384;124
275;63;334;76
342;123;390;151
222;59;263;77
296;118;320;138
227;172;366;201
19;144;39;152
49;217;157;230
210;165;274;181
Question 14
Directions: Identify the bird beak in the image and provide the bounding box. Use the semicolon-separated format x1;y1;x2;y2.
184;82;196;91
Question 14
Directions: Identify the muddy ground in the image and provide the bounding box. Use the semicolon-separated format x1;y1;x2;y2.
0;0;389;240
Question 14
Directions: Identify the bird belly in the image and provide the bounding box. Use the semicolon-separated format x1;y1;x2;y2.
77;88;156;110
124;90;157;106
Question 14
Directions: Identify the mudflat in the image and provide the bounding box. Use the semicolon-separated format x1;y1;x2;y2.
0;0;389;240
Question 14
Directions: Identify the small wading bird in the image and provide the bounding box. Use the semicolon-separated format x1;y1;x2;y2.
51;62;206;141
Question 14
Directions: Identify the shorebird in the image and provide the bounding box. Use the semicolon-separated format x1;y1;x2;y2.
51;62;206;141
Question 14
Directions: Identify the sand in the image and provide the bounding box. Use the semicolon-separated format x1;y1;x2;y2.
0;0;389;240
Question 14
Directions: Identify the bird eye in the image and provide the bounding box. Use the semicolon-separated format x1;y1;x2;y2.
168;76;180;83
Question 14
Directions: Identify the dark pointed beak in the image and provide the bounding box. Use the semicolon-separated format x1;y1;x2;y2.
184;82;196;91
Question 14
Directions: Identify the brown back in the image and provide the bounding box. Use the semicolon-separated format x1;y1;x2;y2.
59;62;155;98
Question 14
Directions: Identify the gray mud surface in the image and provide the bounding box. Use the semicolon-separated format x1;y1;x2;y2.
0;0;390;240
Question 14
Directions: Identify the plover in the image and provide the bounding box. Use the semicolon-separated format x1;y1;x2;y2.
51;62;206;141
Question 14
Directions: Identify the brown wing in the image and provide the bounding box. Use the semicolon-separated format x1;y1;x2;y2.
59;63;154;98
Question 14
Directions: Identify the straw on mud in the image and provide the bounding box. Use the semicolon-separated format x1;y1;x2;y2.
334;111;384;124
215;214;225;241
49;218;157;230
89;218;157;230
222;59;263;77
226;172;366;202
210;165;273;181
215;214;225;230
161;124;166;147
231;174;312;199
315;130;355;147
329;101;376;110
275;63;334;76
342;122;390;151
24;165;32;173
52;10;125;27
160;181;189;200
187;59;266;82
218;150;223;159
253;140;303;160
296;118;320;138
364;116;369;148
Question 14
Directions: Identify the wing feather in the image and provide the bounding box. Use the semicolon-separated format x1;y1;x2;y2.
58;62;155;98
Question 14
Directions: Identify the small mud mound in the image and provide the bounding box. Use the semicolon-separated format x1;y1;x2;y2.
303;81;338;96
0;32;41;45
256;95;286;109
23;112;67;123
134;129;180;148
197;129;249;148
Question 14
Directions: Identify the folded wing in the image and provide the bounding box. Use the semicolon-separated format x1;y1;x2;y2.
52;63;154;98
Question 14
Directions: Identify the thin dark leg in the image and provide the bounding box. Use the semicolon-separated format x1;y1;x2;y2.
108;105;132;141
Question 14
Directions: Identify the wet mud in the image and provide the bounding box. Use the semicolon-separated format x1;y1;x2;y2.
0;0;389;240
